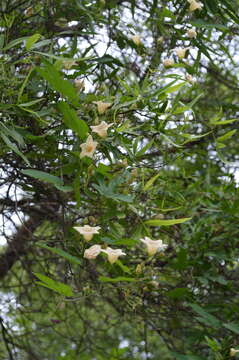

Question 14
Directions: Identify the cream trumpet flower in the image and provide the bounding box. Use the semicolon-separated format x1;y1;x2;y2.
90;121;113;138
163;58;174;67
74;225;101;241
24;6;34;17
63;59;77;70
185;74;195;84
101;247;126;264
187;0;203;12
80;135;98;159
140;237;168;256
74;79;85;92
174;47;190;59
93;101;112;114
131;35;141;46
230;348;239;357
187;28;197;38
84;244;102;259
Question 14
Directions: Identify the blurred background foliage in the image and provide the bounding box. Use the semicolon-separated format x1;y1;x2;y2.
0;0;239;359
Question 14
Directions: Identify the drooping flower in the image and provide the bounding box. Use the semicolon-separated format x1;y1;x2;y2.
93;101;112;114
230;348;239;357
187;28;197;38
80;135;98;159
24;6;34;17
74;225;101;241
140;237;168;256
163;58;174;67
63;59;77;70
101;247;126;264
84;244;102;259
74;79;85;92
187;0;203;12
131;35;141;46
185;74;195;84
174;47;190;59
90;121;113;138
157;36;164;44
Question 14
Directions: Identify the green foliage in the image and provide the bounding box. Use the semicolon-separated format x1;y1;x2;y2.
0;0;239;359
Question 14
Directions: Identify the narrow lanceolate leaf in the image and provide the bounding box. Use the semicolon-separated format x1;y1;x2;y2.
3;37;27;50
21;169;63;186
36;62;78;106
145;217;191;226
0;133;30;165
37;244;81;265
216;129;237;143
143;173;160;191
34;273;73;297
25;33;41;50
58;101;88;139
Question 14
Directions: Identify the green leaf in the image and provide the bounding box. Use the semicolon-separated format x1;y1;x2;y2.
223;323;239;335
58;101;88;139
99;276;137;283
29;39;52;50
21;169;63;186
55;184;73;192
136;139;154;157
36;62;78;106
166;288;191;299
190;19;229;31
172;93;204;114
34;273;73;296
164;82;185;94
25;33;41;50
143;173;160;191
188;303;221;328
18;99;44;107
0;133;30;165
210;118;238;125
3;36;27;50
217;129;237;142
37;244;81;265
144;217;191;226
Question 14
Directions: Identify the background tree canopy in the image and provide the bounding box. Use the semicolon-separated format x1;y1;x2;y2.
0;0;239;359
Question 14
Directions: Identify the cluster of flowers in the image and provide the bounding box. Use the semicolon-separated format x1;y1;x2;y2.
131;2;202;84
74;225;168;264
162;0;202;82
163;25;198;70
78;101;113;159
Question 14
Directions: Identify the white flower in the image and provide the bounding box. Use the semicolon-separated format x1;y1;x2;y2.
74;79;85;92
24;6;34;17
230;348;239;357
174;47;190;59
187;0;203;12
84;244;102;259
101;247;126;264
140;237;168;256
63;59;77;70
93;101;112;114
157;36;164;44
74;225;101;241
163;58;174;67
90;121;113;138
80;135;98;159
187;28;197;38
185;74;195;84
131;35;141;46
